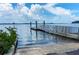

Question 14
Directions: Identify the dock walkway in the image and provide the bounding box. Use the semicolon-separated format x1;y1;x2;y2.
31;26;79;40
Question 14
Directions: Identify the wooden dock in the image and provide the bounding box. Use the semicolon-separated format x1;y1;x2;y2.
31;27;79;40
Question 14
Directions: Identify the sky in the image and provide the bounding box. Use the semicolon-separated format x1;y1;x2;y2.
0;3;79;23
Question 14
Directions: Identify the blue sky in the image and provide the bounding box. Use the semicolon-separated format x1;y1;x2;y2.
11;3;79;10
55;3;79;16
55;3;79;10
0;3;79;23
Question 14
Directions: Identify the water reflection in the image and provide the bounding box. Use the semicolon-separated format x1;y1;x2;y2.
0;24;79;48
18;30;79;48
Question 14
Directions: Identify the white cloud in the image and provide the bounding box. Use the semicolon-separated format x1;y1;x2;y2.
18;5;29;15
26;3;74;23
0;3;79;23
0;3;29;23
25;4;43;20
27;4;42;16
31;4;42;11
0;3;13;11
19;3;79;23
43;4;72;16
0;3;18;17
44;3;56;7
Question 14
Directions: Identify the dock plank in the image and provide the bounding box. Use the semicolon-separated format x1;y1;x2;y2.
31;28;79;40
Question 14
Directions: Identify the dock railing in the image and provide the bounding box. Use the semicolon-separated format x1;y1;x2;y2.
31;21;79;40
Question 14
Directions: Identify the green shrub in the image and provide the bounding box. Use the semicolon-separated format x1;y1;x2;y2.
0;27;17;54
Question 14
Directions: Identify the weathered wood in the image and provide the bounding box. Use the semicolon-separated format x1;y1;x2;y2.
31;28;79;40
43;21;45;40
12;40;18;55
35;21;38;40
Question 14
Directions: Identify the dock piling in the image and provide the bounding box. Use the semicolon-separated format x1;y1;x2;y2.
35;21;38;40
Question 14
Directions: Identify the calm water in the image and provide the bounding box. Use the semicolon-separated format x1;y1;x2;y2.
0;23;79;48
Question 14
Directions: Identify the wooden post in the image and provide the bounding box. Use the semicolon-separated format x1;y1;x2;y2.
61;26;63;33
30;22;32;33
78;27;79;38
52;25;54;33
43;21;45;40
55;26;57;33
43;21;45;30
12;23;17;55
64;26;66;34
68;26;69;33
53;25;54;33
58;26;60;33
36;21;38;40
30;22;32;41
69;27;71;34
56;26;58;33
58;26;59;33
60;26;62;33
65;26;67;35
66;26;68;34
63;26;65;34
13;40;18;55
